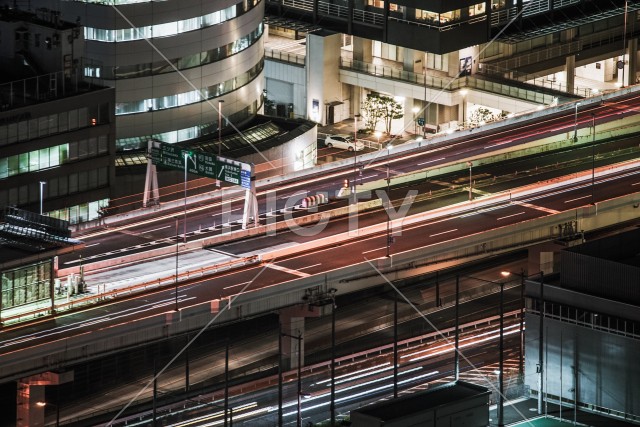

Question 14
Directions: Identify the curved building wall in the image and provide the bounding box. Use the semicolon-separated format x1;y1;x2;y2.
44;0;265;151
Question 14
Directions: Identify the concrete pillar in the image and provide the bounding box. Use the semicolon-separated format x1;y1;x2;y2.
403;98;420;136
307;32;343;124
560;27;577;43
627;38;637;86
352;36;372;63
565;55;575;95
16;371;74;427
279;305;320;370
402;47;422;73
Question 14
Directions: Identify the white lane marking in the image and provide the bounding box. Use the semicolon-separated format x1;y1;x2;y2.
417;157;445;166
146;225;171;233
564;195;591;203
632;182;640;186
85;243;101;248
266;263;311;277
429;229;458;237
298;263;322;270
224;281;251;290
362;247;385;255
511;201;560;214
497;212;526;221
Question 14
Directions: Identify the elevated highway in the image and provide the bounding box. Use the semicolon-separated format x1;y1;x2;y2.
3;87;640;403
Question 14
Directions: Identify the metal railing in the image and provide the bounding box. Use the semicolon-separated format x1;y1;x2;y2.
480;64;593;98
340;58;557;105
0;255;260;326
0;69;87;110
352;8;384;26
282;0;313;11
317;1;348;19
264;47;306;65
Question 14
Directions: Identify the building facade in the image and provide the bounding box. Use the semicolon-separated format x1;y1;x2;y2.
10;0;266;152
0;10;117;224
264;0;638;133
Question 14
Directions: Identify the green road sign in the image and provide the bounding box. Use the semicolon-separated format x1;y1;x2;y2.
151;142;252;188
217;158;241;186
193;151;216;179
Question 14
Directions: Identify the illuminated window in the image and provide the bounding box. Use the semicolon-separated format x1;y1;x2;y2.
84;0;255;42
115;59;263;115
86;23;263;80
469;2;486;16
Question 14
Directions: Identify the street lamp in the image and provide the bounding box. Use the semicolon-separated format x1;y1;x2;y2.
573;102;580;142
353;114;361;195
411;106;420;135
622;0;628;87
463;273;508;426
37;401;59;427
386;144;393;258
467;161;473;201
217;99;224;187
39;181;46;215
175;216;179;312
591;113;596;205
502;269;526;382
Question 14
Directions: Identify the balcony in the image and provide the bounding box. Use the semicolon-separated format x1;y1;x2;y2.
387;15;488;54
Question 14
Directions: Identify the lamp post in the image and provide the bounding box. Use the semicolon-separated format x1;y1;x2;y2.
37;401;60;427
622;0;628;87
465;273;508;426
386;144;393;258
411;106;420;135
503;269;527;383
591;113;596;205
467;161;473;201
175;216;179;312
282;332;304;427
353;114;360;195
39;181;46;215
217;99;224;187
573;102;580;142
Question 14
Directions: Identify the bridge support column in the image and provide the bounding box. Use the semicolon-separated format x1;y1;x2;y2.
16;371;73;427
565;55;576;95
627;38;637;86
279;305;320;370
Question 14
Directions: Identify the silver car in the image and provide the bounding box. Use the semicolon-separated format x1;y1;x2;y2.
324;134;365;151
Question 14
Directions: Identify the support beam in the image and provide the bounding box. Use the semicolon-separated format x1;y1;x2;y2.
16;371;73;427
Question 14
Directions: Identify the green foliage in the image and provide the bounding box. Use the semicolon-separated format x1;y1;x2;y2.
468;107;507;126
360;93;404;134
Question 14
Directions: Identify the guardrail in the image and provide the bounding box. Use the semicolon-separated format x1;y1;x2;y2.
0;255;260;326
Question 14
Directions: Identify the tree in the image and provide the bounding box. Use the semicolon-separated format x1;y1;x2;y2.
361;94;385;132
360;93;404;134
468;107;506;126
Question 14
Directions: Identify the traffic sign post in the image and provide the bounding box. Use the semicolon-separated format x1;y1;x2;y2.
148;141;258;228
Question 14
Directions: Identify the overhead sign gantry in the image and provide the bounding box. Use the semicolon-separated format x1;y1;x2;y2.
144;140;258;229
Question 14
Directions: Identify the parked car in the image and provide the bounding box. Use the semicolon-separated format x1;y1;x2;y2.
324;134;365;151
